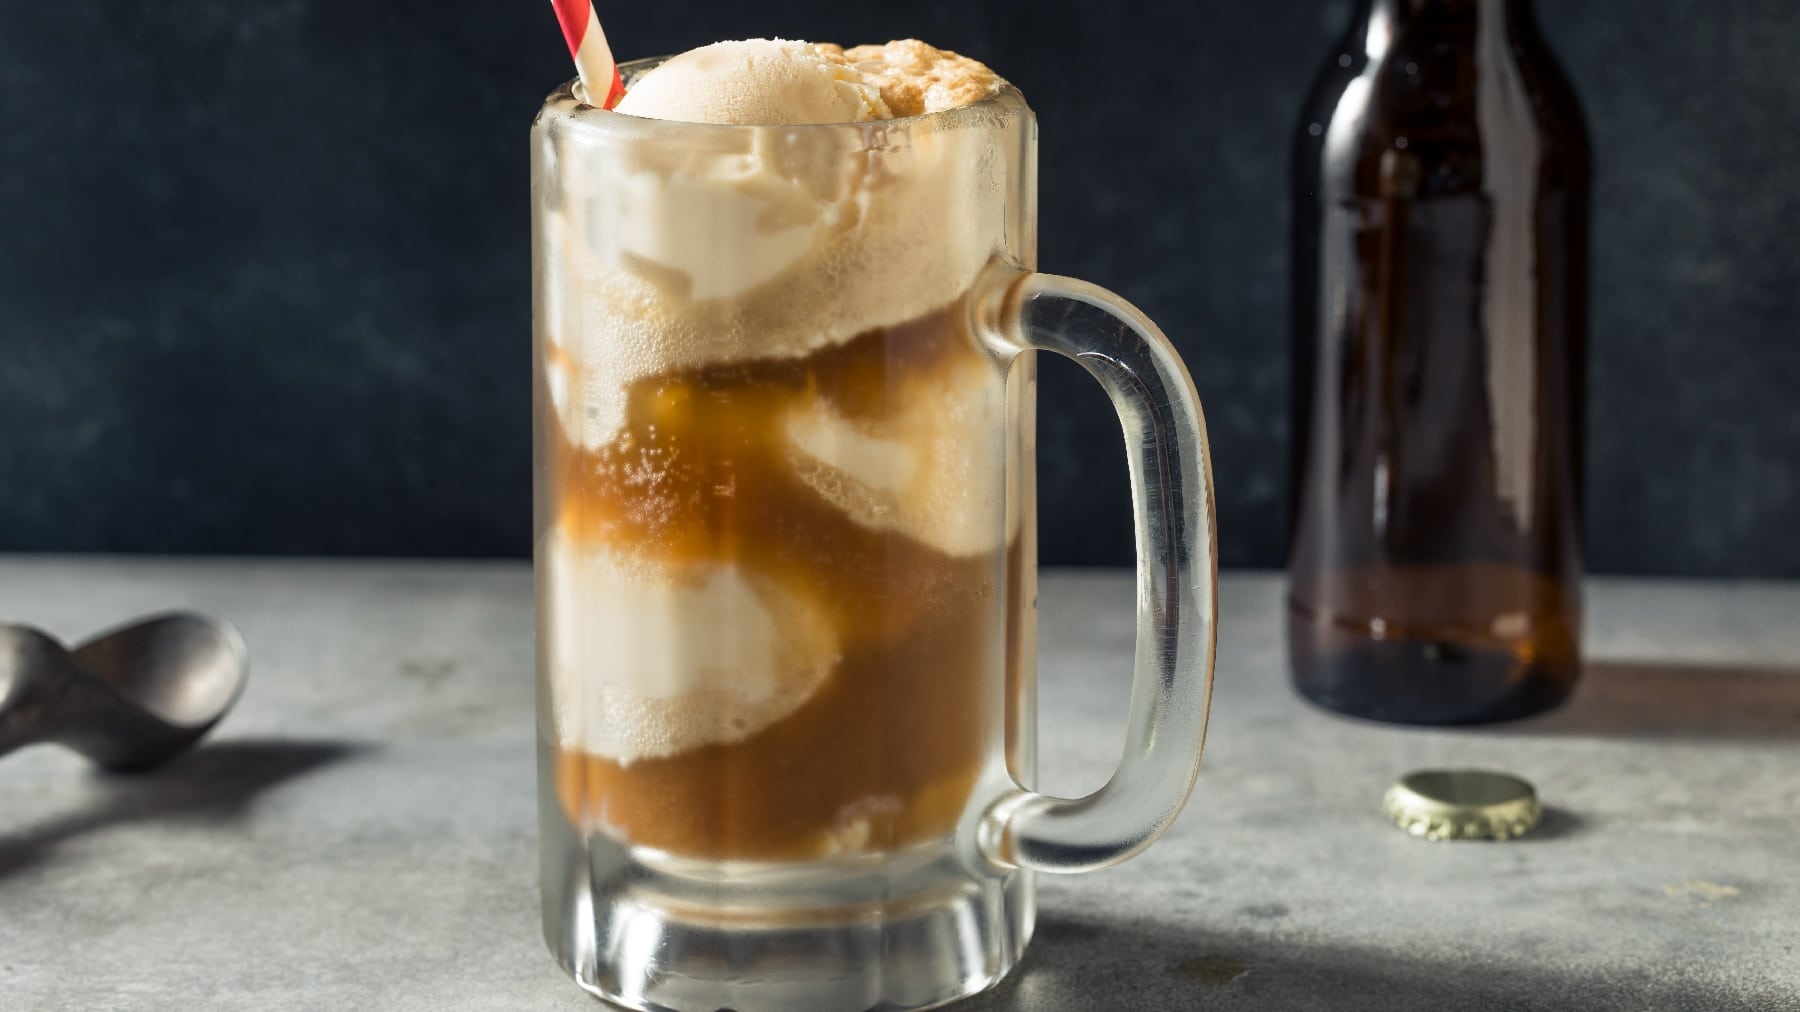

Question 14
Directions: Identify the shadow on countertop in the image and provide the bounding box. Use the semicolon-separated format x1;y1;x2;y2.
0;739;364;881
961;911;1787;1012
1491;660;1800;742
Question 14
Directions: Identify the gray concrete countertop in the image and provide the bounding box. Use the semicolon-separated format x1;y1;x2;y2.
1;559;1796;1011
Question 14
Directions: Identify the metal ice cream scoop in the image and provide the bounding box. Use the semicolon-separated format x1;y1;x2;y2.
0;613;248;771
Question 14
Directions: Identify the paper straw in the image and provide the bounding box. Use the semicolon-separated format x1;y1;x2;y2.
549;0;625;108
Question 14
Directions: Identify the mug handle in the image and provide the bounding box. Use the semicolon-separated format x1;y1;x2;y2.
975;265;1218;874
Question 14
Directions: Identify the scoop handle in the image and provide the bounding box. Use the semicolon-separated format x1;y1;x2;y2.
0;624;78;759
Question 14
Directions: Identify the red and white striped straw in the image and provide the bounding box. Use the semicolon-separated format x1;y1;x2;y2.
549;0;625;108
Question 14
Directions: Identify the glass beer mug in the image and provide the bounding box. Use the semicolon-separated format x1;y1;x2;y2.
533;58;1219;1012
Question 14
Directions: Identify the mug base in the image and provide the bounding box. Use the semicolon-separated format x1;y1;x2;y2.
543;838;1034;1012
538;730;1036;1012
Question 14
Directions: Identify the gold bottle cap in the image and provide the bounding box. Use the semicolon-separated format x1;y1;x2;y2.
1383;769;1540;841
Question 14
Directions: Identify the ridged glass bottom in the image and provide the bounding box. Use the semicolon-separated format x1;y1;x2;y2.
539;740;1034;1011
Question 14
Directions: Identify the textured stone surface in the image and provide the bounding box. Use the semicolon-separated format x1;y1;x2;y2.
2;3;1798;575
2;560;1797;1009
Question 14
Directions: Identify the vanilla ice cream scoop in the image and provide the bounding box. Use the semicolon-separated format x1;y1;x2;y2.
542;531;841;763
783;339;1008;557
614;39;891;124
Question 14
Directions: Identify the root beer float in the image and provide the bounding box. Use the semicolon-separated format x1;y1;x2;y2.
534;39;1019;862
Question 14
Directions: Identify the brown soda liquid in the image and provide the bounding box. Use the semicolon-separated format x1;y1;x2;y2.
1287;0;1588;724
544;298;1008;860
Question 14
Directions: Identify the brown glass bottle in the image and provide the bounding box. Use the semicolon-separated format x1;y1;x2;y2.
1288;0;1588;724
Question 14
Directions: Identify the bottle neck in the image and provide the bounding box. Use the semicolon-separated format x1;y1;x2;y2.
1353;0;1539;54
1358;0;1537;32
1362;0;1530;17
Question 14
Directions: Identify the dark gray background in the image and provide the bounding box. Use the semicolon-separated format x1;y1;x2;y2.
1;2;1795;574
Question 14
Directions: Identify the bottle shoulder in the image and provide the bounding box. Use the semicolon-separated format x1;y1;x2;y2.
1294;25;1588;200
